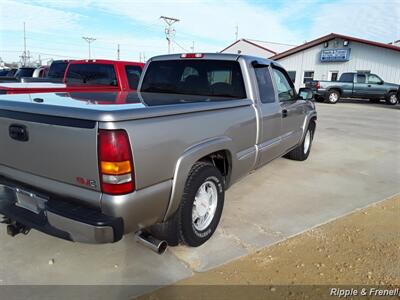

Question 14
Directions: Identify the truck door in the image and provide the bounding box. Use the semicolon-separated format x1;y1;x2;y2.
253;65;282;167
366;74;386;99
353;73;368;98
271;66;304;154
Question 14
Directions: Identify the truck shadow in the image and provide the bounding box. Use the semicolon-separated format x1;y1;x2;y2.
319;98;400;110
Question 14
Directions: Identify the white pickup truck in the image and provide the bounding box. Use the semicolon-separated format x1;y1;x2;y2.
0;53;317;253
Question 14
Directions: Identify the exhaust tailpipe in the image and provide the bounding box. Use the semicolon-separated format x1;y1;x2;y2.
6;223;30;237
136;231;168;255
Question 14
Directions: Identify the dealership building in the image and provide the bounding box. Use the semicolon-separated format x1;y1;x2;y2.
222;33;400;90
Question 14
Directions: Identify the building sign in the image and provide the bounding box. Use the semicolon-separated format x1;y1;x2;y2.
320;48;351;62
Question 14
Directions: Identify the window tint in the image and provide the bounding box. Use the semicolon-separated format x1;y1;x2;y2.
272;68;296;102
356;74;366;83
255;67;275;103
287;71;296;83
141;60;246;99
66;63;117;86
15;68;35;78
48;61;69;79
125;65;142;90
303;71;314;83
368;74;382;84
340;73;354;82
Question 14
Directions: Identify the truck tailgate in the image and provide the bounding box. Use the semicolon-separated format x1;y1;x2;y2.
0;111;100;192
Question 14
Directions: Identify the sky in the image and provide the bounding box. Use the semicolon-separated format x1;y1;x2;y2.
0;0;399;64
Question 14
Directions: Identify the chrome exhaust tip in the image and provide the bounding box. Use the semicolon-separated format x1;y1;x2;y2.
136;232;168;255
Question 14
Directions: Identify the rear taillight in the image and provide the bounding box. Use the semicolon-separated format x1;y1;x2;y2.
315;81;320;89
98;130;135;195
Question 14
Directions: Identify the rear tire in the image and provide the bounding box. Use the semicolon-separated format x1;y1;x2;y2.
325;90;340;104
284;121;315;161
386;92;398;105
149;162;225;247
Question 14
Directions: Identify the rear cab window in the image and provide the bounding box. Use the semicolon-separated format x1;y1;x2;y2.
140;60;246;100
66;63;118;86
340;73;354;82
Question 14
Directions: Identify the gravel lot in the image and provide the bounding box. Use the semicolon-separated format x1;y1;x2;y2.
0;100;399;300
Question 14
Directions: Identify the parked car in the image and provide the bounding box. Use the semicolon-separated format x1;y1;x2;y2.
0;53;316;252
0;67;35;83
21;60;73;83
306;72;400;105
0;68;17;77
0;59;144;94
0;69;10;76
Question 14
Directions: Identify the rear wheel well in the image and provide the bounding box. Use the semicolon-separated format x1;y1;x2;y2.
328;88;341;96
197;150;231;187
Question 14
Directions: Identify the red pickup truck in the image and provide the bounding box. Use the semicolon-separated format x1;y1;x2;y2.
0;60;144;94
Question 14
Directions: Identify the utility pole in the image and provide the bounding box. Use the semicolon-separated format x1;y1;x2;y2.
82;36;96;59
117;44;120;60
235;24;239;41
143;52;146;62
139;52;142;62
190;41;195;52
160;16;180;54
23;22;27;66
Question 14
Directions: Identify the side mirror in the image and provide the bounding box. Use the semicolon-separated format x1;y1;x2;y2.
379;80;384;85
298;88;313;100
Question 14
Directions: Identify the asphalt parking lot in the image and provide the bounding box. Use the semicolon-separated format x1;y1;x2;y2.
0;99;399;299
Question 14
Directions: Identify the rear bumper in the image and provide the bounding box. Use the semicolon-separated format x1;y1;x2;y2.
0;176;123;244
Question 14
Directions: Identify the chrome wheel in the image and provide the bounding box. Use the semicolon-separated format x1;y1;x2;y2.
329;92;338;103
389;94;398;104
303;130;311;154
192;180;218;231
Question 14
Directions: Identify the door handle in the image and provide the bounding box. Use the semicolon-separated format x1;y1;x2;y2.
282;109;288;118
368;84;371;87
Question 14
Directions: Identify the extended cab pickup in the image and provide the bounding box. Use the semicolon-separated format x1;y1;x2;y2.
0;59;144;94
306;72;399;105
0;53;316;251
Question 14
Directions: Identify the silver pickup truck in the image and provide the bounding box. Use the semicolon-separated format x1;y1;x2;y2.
0;53;317;252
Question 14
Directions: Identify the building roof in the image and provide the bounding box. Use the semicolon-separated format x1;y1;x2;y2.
271;33;400;60
221;38;296;55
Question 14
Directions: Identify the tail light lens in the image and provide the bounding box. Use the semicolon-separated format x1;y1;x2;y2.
315;81;320;89
98;130;135;195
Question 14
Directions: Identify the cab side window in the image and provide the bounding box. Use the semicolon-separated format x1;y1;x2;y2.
254;67;275;103
272;68;296;101
368;74;382;84
356;74;366;83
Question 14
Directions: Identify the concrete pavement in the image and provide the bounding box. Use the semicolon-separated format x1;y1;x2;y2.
0;101;399;299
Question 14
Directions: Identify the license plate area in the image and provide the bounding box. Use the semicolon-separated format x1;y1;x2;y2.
15;188;48;214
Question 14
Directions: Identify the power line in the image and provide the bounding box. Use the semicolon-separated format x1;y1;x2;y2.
172;40;189;52
82;36;96;59
160;16;180;54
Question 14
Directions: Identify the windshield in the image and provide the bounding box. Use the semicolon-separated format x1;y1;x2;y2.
140;60;246;99
48;61;69;79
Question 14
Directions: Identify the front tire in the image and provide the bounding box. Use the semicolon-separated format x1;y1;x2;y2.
386;92;398;105
149;162;225;247
326;90;340;104
284;122;315;161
